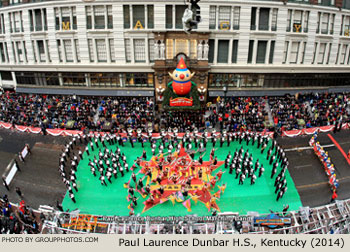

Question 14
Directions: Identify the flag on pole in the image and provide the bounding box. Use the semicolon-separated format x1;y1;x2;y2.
214;189;221;199
218;184;227;194
182;199;192;212
168;195;176;206
205;202;211;212
191;195;199;205
159;198;168;204
175;191;184;202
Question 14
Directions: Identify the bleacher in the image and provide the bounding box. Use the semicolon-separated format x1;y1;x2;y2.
40;199;350;234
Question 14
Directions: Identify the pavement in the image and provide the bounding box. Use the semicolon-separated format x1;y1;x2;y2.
1;127;350;213
0;128;68;209
277;129;350;207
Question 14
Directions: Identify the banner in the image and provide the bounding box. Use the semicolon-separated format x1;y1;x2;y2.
282;124;349;138
21;146;29;159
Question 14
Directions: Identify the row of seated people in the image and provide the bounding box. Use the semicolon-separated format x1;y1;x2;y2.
1;92;349;134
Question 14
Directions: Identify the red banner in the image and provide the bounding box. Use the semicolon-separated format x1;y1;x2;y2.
282;123;350;138
170;97;193;107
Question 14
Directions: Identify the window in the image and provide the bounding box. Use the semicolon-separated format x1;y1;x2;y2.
57;40;62;62
346;16;350;36
46;40;51;63
62;7;72;30
37;40;45;62
10;11;23;33
232;7;240;30
259;8;269;31
166;39;174;59
271;9;278;31
312;42;318;64
290;42;299;64
109;39;115;62
32;40;37;62
326;43;332;64
247;40;254;63
321;13;329;34
147;5;154;29
62;72;86;87
29;9;47;31
282;41;289;64
0;71;12;81
217;40;229;63
134;39;146;63
75;39;80;63
218;6;231;30
250;7;256;30
64;40;73;62
318;43;326;64
124;73;153;87
319;0;335;6
341;15;345;35
15;72;59;86
166;5;173;29
133;5;145;29
16;41;24;62
190;39;197;59
175;39;188;56
176;5;187;29
335;44;341;64
96;39;107;62
0;42;7;62
123;5;130;29
90;73;120;87
341;44;348;64
286;10;292;32
149;39;155;62
125;39;131;62
232;40;238;63
330;14;335;34
94;6;105;29
344;0;350;9
55;7;77;30
208;39;215;63
11;42;16;63
0;14;5;34
256;41;267;64
88;39;94;62
107;5;113;29
293;10;302;32
269;41;275;64
304;11;309;32
209;6;216;29
300;42;307;64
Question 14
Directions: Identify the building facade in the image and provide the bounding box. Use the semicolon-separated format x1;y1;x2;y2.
1;0;350;98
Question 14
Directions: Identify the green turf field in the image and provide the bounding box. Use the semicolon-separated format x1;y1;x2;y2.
62;138;302;216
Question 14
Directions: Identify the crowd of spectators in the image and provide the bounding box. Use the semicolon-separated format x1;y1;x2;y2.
269;94;312;132
0;195;41;234
308;92;350;127
157;110;206;132
97;97;154;132
0;93;154;132
0;91;350;134
215;96;269;132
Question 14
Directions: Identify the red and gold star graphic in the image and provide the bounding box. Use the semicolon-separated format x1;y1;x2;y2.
134;146;225;213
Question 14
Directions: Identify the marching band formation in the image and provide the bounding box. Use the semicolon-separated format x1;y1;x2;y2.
58;127;290;214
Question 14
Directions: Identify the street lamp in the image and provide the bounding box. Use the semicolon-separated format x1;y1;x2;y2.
222;83;229;130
